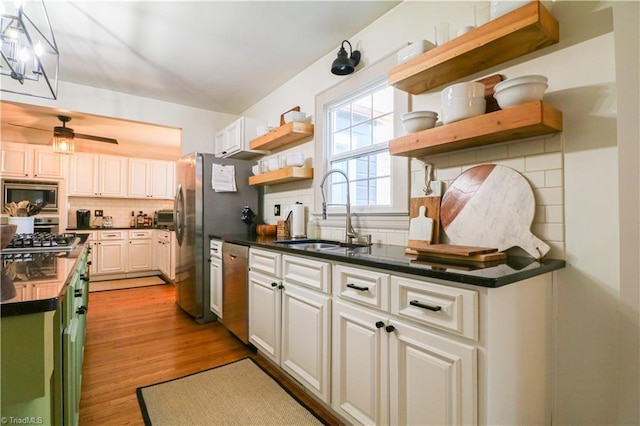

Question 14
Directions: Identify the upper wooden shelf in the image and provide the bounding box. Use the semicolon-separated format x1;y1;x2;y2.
388;1;559;94
249;122;314;152
248;166;314;186
389;101;562;157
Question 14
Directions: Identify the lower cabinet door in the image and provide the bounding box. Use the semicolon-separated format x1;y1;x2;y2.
63;318;80;426
248;271;280;363
388;319;477;426
209;258;223;318
332;299;389;425
281;283;331;403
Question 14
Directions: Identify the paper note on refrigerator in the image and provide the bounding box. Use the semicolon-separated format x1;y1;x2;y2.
211;163;237;192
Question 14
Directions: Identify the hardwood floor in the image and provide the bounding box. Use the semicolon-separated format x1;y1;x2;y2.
79;283;341;425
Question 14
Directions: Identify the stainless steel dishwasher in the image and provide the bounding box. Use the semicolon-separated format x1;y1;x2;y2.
222;242;249;343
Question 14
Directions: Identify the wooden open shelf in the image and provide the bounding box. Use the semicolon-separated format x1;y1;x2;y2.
248;166;314;186
388;1;559;94
389;101;562;157
249;122;314;152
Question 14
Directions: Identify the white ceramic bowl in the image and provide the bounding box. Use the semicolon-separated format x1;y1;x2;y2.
283;111;307;123
401;110;439;133
441;81;486;101
490;0;554;20
251;164;260;175
285;152;305;167
493;76;548;108
441;97;486;124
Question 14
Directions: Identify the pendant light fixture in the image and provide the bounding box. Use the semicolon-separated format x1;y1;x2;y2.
0;0;59;99
52;116;75;154
331;40;361;76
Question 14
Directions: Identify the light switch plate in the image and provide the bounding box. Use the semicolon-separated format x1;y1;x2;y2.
94;210;103;217
274;204;281;216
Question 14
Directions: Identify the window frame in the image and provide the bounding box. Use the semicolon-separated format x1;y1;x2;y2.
313;51;409;230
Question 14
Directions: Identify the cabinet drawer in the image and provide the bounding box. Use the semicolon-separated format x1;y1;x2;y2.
334;264;390;311
390;275;478;340
128;229;153;239
157;230;172;242
249;248;282;277
210;239;223;258
98;230;126;240
283;255;330;294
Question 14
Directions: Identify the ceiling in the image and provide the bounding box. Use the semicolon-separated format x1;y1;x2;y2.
1;1;400;151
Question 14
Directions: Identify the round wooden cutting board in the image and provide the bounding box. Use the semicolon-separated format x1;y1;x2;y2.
440;164;550;259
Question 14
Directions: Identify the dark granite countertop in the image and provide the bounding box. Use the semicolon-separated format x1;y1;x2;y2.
1;243;87;317
213;233;565;288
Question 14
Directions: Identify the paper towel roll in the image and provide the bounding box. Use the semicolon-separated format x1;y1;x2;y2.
291;203;306;238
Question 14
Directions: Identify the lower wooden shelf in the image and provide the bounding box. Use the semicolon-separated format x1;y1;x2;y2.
389;101;562;158
248;167;313;186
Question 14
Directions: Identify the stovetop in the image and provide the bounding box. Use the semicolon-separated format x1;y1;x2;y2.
2;232;81;254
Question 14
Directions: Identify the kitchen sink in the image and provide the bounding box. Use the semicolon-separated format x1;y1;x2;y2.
274;239;369;251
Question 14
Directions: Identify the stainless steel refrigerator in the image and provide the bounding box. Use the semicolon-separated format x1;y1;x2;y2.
174;152;259;323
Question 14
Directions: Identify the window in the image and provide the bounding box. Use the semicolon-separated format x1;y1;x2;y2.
326;83;394;209
314;51;409;225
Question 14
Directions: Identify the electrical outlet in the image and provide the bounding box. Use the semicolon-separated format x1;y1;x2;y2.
274;204;281;216
94;210;103;217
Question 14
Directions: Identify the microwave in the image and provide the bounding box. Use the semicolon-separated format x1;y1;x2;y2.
2;180;59;212
156;209;175;228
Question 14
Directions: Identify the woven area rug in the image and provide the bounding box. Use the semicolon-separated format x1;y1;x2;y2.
136;358;325;425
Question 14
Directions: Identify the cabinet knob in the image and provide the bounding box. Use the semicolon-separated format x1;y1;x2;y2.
375;321;385;329
74;289;83;297
271;282;277;287
278;284;284;290
385;325;395;333
76;306;88;315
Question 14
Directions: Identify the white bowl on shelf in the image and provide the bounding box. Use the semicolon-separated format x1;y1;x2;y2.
401;110;438;133
283;111;307;123
441;82;486;124
285;152;305;167
493;75;548;108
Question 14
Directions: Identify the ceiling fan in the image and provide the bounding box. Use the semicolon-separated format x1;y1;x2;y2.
9;115;118;144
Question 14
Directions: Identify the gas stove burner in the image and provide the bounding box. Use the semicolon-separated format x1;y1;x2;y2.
2;232;79;254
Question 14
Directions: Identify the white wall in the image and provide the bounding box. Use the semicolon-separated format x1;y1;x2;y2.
242;1;635;423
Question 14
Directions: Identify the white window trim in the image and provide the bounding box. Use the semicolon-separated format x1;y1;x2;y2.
313;51;410;230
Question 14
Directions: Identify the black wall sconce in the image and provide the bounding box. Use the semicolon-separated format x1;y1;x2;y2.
331;40;361;75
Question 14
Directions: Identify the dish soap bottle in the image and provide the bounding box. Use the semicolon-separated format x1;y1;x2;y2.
307;215;318;239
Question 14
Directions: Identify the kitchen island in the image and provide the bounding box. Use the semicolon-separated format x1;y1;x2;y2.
213;233;565;425
1;237;90;426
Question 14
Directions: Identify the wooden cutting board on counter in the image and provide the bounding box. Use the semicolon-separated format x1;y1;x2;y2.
406;196;441;252
440;164;550;259
407;244;506;262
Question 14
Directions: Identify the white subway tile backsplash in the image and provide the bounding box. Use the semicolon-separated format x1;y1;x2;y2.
545;134;563;152
534;187;564;205
546;205;564;223
526;152;563;171
448;150;477;166
523;171;545;188
507;138;545;157
476;145;508;162
545;169;563;187
492;157;525;171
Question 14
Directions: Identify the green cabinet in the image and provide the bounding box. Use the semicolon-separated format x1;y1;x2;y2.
1;246;89;426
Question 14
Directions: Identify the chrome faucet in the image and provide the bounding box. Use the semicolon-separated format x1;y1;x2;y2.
320;169;358;244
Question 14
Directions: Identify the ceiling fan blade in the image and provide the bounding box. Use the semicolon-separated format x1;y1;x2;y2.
74;133;119;144
8;123;50;132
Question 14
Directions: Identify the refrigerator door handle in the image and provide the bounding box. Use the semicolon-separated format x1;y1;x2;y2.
175;183;185;246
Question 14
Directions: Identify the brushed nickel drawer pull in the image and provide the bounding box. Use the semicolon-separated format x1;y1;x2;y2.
410;299;442;312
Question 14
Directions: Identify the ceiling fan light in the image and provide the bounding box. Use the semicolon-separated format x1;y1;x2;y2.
52;135;74;154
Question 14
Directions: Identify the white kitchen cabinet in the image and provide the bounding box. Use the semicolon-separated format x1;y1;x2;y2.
0;142;64;179
95;230;127;275
128;158;175;199
155;230;175;281
248;248;331;403
332;298;477;426
209;239;223;318
214;116;266;160
68;153;126;197
128;230;154;272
